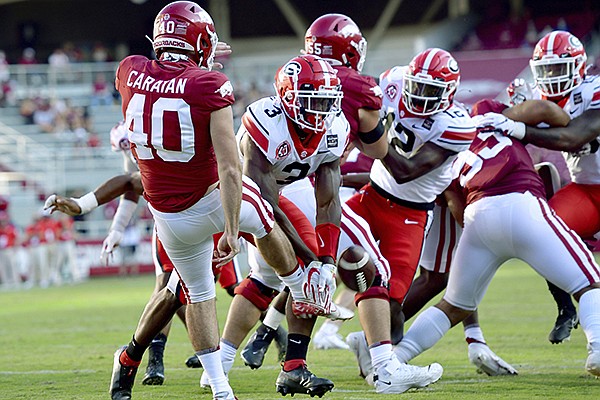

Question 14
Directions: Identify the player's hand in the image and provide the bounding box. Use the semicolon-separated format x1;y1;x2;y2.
478;112;526;140
507;78;533;106
213;41;232;70
100;230;123;265
294;261;335;318
213;230;240;267
43;194;82;216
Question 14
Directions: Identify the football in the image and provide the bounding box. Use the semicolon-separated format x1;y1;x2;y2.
337;245;376;293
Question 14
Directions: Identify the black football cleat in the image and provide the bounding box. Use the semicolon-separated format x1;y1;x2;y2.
110;346;138;400
548;308;579;344
241;324;277;369
275;366;334;397
142;339;165;385
185;354;203;368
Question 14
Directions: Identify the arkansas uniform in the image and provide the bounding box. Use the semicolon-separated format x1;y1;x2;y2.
116;55;274;304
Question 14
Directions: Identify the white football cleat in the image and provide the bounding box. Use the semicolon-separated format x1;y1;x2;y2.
468;342;518;376
346;331;372;378
586;344;600;377
373;355;443;394
327;303;354;321
313;329;350;350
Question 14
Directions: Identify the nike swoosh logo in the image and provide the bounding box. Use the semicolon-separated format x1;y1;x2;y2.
379;380;392;385
411;124;421;129
404;219;419;225
317;234;325;248
290;339;301;344
569;108;579;115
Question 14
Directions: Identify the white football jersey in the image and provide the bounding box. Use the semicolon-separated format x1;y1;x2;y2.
237;96;350;189
374;66;476;203
555;75;600;184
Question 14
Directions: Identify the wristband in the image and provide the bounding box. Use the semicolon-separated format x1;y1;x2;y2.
72;192;99;214
110;198;138;233
512;121;526;140
315;223;341;261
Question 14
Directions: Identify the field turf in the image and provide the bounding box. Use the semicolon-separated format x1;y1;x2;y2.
1;258;599;399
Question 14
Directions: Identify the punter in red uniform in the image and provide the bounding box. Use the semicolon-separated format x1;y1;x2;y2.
394;98;600;379
104;3;334;399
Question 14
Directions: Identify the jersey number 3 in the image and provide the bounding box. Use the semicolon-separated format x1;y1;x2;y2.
125;93;195;162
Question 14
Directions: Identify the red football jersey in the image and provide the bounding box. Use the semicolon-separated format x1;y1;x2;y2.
457;129;546;205
116;55;235;213
334;66;382;143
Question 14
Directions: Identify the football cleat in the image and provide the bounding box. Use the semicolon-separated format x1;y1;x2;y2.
586;344;600;377
213;391;236;400
468;342;518;376
373;356;443;394
241;324;278;369
275;366;334;397
274;325;288;362
548;308;579;344
346;331;372;378
142;338;165;385
313;329;350;350
109;346;138;400
185;354;203;368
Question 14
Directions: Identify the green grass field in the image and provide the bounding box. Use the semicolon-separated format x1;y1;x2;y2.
1;259;599;399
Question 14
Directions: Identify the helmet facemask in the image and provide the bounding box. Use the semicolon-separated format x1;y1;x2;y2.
403;73;456;116
530;54;586;97
282;82;343;133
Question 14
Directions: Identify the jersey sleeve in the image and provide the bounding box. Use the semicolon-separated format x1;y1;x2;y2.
379;66;406;116
239;98;281;164
192;71;235;111
351;74;383;111
431;108;477;153
587;76;600;110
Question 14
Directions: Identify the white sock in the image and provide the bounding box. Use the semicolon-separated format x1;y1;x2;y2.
197;349;231;395
263;306;285;330
219;339;238;376
278;265;304;300
579;288;600;349
464;325;486;344
370;342;392;371
394;306;451;363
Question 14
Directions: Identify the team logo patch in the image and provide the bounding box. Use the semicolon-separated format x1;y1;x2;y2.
385;84;398;100
448;57;459;73
215;81;234;97
574;92;582;105
276;141;291;160
423;118;434;130
283;61;302;76
326;134;338;148
569;35;583;49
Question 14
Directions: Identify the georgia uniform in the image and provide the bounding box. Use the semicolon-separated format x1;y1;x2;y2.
343;65;476;303
545;75;600;237
235;95;350;296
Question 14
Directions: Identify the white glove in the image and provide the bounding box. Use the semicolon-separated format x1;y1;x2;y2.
478;112;526;140
291;261;336;319
468;342;518;376
100;230;123;265
507;78;534;106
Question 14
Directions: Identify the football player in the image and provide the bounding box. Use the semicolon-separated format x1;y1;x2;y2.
95;2;334;399
242;12;390;364
493;31;600;344
394;97;600;378
342;47;474;392
209;54;350;398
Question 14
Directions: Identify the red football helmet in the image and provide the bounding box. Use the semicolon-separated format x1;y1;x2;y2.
403;48;460;116
304;13;367;72
275;55;343;134
530;30;587;98
152;1;218;69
